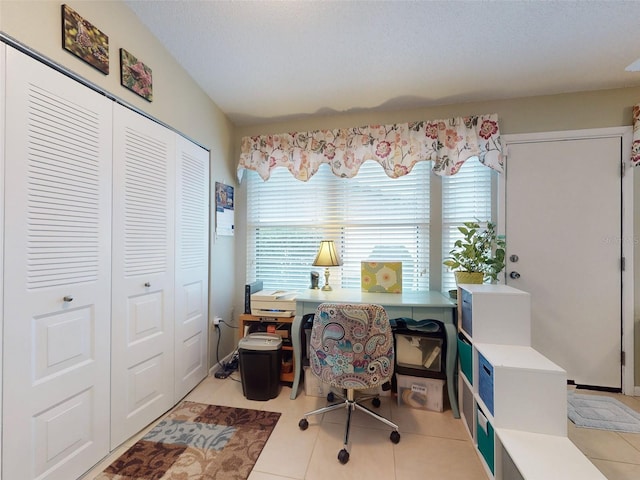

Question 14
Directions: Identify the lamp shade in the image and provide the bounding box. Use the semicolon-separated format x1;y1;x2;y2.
312;240;341;267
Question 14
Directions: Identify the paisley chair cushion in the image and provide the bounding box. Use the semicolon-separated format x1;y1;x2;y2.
309;303;394;390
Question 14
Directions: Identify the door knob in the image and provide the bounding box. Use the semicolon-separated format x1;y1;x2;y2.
144;282;151;287
509;271;521;279
63;295;73;302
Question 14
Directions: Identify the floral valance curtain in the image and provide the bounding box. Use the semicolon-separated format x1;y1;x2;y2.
238;113;504;182
633;104;640;165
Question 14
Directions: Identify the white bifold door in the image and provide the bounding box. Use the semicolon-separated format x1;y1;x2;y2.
110;107;209;447
174;135;210;400
2;46;112;479
1;45;210;477
111;104;176;448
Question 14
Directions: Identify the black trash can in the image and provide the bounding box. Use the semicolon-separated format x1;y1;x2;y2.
238;332;282;400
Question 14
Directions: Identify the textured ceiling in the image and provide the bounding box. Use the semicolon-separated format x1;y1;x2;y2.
125;0;640;126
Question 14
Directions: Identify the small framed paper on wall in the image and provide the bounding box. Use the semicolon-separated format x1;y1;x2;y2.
61;4;109;74
120;48;153;102
215;182;235;236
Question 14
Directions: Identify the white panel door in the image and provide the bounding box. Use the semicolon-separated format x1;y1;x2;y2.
174;135;209;399
505;136;622;388
2;47;112;479
111;104;176;448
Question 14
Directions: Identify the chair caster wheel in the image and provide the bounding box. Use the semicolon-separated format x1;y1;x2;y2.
338;449;350;464
298;418;309;430
372;397;381;408
390;430;401;444
327;392;335;402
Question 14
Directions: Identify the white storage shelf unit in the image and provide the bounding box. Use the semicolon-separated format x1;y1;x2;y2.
458;369;475;438
497;429;607;480
457;284;532;442
474;343;567;436
459;284;530;345
472;343;567;477
457;284;606;480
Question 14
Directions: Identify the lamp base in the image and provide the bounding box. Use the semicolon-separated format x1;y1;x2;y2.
321;267;332;291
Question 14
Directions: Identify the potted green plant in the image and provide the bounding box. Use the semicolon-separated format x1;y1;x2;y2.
443;221;506;285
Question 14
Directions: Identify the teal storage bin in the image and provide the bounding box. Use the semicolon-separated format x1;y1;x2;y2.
457;333;473;384
476;405;495;474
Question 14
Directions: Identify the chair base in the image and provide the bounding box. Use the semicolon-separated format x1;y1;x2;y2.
299;388;400;464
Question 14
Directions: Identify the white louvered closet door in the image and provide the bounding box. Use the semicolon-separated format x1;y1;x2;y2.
111;104;176;448
174;135;209;400
2;47;112;480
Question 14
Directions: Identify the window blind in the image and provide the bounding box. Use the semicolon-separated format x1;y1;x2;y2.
247;157;492;293
441;157;493;291
247;161;430;292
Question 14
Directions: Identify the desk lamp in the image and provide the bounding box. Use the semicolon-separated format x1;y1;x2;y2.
312;240;341;291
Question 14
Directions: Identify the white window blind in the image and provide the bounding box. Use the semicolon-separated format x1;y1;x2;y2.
246;157;493;293
441;157;493;291
247;161;430;292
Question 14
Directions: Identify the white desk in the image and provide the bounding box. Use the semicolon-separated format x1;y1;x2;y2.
291;288;460;418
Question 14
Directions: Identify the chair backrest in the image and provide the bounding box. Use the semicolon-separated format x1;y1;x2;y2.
309;303;394;390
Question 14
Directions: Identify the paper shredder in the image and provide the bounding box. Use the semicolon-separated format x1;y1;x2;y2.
238;332;282;400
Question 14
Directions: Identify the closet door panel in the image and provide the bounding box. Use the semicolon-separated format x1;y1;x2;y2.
174;135;209;399
111;104;175;448
2;47;112;480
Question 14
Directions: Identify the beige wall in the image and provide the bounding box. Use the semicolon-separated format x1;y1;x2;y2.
236;87;640;139
0;0;239;367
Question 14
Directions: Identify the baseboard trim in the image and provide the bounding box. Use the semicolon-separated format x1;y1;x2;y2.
575;384;622;394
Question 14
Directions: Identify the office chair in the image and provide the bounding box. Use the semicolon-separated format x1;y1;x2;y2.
298;303;400;464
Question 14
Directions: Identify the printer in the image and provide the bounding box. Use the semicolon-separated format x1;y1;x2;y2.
251;290;297;317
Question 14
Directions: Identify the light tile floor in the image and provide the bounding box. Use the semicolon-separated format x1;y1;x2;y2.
82;376;640;480
567;387;640;480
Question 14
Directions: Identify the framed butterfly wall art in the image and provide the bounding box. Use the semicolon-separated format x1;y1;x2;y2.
61;4;109;74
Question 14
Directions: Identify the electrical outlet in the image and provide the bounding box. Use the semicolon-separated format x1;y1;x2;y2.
213;317;221;326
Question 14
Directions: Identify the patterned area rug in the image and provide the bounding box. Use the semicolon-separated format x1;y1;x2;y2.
95;401;281;480
568;391;640;433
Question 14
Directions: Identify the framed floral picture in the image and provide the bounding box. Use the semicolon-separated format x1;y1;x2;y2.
120;48;153;102
61;4;109;74
361;261;403;293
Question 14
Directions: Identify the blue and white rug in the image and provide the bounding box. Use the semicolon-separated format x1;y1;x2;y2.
568;391;640;433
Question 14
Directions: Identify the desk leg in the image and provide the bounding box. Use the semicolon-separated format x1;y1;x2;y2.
290;315;303;399
444;322;460;418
